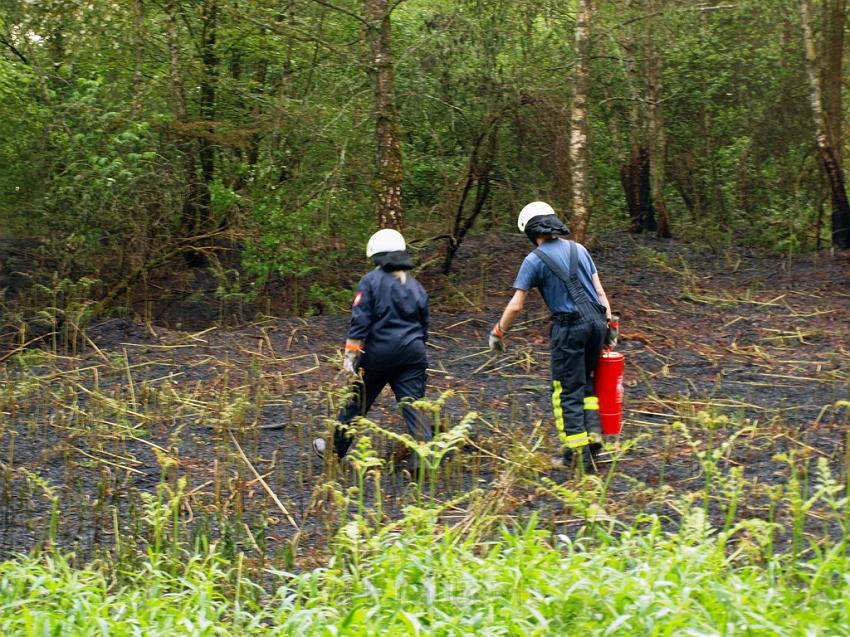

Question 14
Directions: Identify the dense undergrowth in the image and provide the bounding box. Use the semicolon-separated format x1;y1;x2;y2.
1;496;849;636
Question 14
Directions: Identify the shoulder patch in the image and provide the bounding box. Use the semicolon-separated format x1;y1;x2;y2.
352;291;363;307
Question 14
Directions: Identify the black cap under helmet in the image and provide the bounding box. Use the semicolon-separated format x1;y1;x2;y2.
524;214;571;245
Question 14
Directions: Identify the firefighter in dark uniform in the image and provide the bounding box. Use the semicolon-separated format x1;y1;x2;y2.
313;229;431;462
488;202;617;473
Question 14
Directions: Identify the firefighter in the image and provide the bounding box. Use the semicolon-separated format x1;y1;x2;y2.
312;229;431;466
488;201;616;473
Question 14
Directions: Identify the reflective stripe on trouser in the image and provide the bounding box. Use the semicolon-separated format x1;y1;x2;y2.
584;396;603;445
553;380;589;448
550;314;606;450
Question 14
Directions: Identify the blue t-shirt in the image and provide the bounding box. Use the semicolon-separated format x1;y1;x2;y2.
512;239;601;313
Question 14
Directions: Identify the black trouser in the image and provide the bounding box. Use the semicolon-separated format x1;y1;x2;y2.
550;312;607;450
333;365;430;458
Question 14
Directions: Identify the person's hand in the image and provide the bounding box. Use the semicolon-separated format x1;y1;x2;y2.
343;351;359;374
343;342;362;374
489;322;506;352
605;314;619;348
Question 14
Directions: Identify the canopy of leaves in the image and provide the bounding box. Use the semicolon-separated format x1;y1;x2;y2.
0;0;840;308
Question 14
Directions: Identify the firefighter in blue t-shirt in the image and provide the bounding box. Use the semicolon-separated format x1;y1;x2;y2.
313;229;431;465
488;202;617;474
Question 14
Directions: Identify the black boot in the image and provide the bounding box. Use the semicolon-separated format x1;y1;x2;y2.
562;447;577;472
564;446;599;476
583;445;599;474
563;447;588;476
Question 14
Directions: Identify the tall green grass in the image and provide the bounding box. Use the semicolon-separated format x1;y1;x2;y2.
1;507;848;636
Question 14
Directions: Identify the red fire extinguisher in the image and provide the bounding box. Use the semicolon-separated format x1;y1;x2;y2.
595;348;625;436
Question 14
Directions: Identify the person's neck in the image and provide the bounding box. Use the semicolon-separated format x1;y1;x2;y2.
535;235;560;246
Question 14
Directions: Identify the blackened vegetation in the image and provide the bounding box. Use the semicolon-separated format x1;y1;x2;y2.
1;232;848;563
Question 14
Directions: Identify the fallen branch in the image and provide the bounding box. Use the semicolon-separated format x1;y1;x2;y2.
91;231;231;317
0;331;55;363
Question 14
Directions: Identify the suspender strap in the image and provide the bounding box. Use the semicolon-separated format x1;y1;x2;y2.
533;240;602;321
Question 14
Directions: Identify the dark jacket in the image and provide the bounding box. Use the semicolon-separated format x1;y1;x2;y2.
348;268;429;369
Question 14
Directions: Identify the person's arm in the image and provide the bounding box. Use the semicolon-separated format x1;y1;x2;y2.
490;255;537;351
348;280;373;341
593;272;620;347
497;289;527;333
592;272;612;321
421;292;430;343
489;289;528;351
344;337;364;351
344;279;372;372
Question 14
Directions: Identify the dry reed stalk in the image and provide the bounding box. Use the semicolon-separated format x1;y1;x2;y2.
71;446;146;475
228;431;298;530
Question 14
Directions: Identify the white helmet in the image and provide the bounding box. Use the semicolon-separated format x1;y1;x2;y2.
366;228;406;257
517;201;556;232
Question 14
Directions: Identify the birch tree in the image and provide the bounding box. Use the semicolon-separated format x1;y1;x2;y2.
800;0;850;249
569;0;592;241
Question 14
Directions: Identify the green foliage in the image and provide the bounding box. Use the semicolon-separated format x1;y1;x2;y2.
0;0;844;320
1;502;849;635
0;58;44;237
36;78;181;257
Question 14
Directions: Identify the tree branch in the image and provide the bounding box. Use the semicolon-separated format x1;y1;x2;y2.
0;35;29;64
90;231;231;316
234;12;365;68
396;11;458;67
387;0;410;17
305;0;368;26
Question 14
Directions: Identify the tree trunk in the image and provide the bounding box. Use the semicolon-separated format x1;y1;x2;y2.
569;0;593;242
547;99;572;216
670;151;705;222
132;0;144;113
646;0;672;238
246;59;268;167
166;1;187;122
197;0;218;231
166;0;206;265
363;0;403;231
442;113;501;274
824;0;846;158
621;145;656;233
610;6;656;234
801;0;850;249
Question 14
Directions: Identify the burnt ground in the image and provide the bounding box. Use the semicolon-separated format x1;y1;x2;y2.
1;231;849;562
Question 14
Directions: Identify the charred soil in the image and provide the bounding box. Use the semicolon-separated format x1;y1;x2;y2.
1;231;849;562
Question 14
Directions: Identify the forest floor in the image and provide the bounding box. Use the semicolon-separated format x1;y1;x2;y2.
1;231;849;563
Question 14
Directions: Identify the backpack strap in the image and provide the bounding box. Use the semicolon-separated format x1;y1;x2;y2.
532;240;602;320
